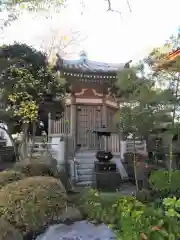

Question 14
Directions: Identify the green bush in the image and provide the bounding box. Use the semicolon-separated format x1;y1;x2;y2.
14;161;58;177
80;189;180;239
81;189;180;239
171;170;180;194
0;170;25;189
0;176;67;234
0;218;23;240
80;188;119;223
149;170;180;197
80;188;143;224
135;189;152;203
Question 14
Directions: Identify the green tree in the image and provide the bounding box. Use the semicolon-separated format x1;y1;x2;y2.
145;32;180;182
111;65;173;189
0;43;67;160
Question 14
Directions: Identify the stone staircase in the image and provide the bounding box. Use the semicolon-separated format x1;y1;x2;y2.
74;149;129;187
75;149;96;186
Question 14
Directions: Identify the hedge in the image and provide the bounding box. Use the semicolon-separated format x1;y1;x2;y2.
0;170;25;189
0;176;67;234
0;218;23;240
14;161;58;178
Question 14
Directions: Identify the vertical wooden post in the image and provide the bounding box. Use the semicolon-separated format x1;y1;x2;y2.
102;96;107;127
70;95;76;153
102;96;107;150
48;112;51;137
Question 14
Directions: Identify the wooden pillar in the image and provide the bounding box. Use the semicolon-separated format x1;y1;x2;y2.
102;96;107;150
70;95;76;149
102;96;107;127
48;112;51;136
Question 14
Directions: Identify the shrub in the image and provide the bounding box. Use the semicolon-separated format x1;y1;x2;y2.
0;176;67;234
14;161;58;178
80;189;180;239
80;188;144;224
0;170;25;189
80;188;120;223
135;189;153;203
0;218;23;240
171;170;180;194
149;170;180;197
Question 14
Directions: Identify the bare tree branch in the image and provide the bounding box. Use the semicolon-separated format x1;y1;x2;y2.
106;0;122;17
126;0;132;12
106;0;132;17
39;26;86;61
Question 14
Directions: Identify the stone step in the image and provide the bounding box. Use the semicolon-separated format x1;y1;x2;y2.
75;180;92;187
77;168;93;176
75;159;95;166
76;155;121;162
76;162;94;169
78;174;94;182
75;156;95;160
75;151;96;158
75;155;96;161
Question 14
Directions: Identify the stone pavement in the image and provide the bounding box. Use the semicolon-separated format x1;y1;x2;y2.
36;221;116;240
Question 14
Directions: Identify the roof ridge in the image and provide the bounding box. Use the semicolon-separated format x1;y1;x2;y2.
57;54;126;72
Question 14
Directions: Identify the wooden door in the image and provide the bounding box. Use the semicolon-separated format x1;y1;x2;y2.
76;105;102;148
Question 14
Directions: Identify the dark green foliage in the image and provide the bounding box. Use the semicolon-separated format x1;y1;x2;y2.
81;188;145;232
149;170;180;197
0;176;67;234
110;64;173;144
80;188;180;239
0;43;67;129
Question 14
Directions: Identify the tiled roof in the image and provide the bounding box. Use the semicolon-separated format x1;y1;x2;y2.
56;52;126;73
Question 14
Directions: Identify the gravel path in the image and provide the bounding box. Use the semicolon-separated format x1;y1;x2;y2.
36;183;136;240
36;221;116;240
119;182;136;195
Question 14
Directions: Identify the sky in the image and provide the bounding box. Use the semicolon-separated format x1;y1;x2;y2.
0;0;180;64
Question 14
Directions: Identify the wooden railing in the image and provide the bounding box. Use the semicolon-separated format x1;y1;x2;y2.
108;133;120;153
50;106;71;135
126;140;147;154
108;134;147;155
27;142;61;161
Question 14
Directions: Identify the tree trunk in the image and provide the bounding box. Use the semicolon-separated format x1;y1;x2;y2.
19;123;29;161
169;74;180;182
29;121;36;159
133;133;139;191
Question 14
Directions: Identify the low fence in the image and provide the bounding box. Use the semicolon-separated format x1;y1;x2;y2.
28;135;147;163
107;134;147;156
27;142;59;160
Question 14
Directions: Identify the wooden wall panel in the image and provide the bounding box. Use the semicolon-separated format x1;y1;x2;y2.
76;105;102;148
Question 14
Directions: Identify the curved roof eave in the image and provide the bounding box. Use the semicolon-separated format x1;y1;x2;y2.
56;54;126;73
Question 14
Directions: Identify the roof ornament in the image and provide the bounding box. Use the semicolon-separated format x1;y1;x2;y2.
124;60;132;68
79;50;88;62
56;53;63;65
